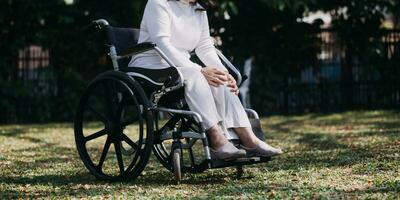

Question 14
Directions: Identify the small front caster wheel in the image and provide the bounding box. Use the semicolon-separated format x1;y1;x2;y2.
173;149;182;181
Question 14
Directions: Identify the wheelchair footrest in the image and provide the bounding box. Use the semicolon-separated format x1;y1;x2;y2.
210;156;271;169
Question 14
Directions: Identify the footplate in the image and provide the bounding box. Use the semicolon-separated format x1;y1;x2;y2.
210;156;271;169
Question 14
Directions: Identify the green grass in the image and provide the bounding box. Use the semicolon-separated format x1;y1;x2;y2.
1;110;400;199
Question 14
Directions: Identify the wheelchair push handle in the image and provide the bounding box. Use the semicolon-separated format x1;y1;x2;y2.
80;19;110;32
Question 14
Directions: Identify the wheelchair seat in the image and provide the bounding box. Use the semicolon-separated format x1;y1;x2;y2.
121;67;179;91
120;66;185;107
104;24;185;107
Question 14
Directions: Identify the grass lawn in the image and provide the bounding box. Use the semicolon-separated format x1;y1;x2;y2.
0;110;399;199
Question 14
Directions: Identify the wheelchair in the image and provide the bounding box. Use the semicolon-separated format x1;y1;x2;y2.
74;19;271;181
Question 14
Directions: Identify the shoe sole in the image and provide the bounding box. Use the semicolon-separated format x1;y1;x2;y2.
222;153;247;161
211;152;247;161
246;151;282;158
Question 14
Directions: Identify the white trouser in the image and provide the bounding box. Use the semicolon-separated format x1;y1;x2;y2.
178;67;251;140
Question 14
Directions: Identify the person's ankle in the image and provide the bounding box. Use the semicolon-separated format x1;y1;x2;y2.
211;140;228;150
242;139;260;149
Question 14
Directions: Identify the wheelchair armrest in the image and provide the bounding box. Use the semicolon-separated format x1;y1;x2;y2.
119;42;156;57
239;75;248;87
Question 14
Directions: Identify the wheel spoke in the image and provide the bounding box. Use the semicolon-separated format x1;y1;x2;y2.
121;134;139;150
97;136;111;170
114;141;125;174
103;82;115;120
85;129;107;142
86;104;108;123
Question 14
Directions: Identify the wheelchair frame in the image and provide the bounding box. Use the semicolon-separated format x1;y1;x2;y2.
74;19;270;181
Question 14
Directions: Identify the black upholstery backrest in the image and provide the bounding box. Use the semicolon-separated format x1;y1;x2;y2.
105;26;140;67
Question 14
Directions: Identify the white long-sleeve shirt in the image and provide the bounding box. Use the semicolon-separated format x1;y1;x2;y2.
128;0;225;71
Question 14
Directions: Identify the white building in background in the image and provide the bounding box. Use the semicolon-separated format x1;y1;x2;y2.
18;45;49;80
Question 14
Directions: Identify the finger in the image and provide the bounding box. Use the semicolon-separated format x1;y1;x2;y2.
227;81;236;88
228;82;237;89
230;86;238;94
228;75;236;83
206;74;225;86
233;86;239;93
208;80;219;87
213;69;227;76
211;77;225;86
203;74;213;80
205;70;227;82
205;74;219;82
209;79;222;87
216;74;228;82
226;77;235;85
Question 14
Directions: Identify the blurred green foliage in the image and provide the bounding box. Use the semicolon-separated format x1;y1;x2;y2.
214;0;399;114
0;0;147;123
0;0;398;122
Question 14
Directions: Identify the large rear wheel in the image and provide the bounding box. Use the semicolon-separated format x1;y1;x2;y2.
74;72;153;181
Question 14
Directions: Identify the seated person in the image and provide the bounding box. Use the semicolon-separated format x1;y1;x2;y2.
128;0;282;160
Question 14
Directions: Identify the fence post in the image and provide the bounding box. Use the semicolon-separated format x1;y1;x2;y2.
341;43;354;109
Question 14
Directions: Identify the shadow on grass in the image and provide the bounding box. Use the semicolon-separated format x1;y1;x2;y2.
0;127;229;189
1;113;399;198
266;131;399;172
0;169;229;184
263;111;400;172
0;127;29;137
189;180;400;199
297;133;348;150
267;110;400;134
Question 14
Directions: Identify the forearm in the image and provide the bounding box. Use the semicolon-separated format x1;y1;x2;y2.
195;39;227;72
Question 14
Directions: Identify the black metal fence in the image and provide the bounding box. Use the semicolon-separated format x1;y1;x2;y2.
2;29;400;123
276;29;400;113
2;45;57;123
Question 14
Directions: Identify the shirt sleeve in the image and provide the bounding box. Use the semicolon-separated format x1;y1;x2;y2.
143;0;202;70
194;12;227;71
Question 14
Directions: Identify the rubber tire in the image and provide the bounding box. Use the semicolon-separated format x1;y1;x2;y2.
173;149;182;181
74;71;154;181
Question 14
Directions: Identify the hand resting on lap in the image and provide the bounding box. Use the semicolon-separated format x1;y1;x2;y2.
201;67;239;95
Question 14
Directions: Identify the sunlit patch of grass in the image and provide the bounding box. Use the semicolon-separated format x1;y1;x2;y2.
0;110;399;199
